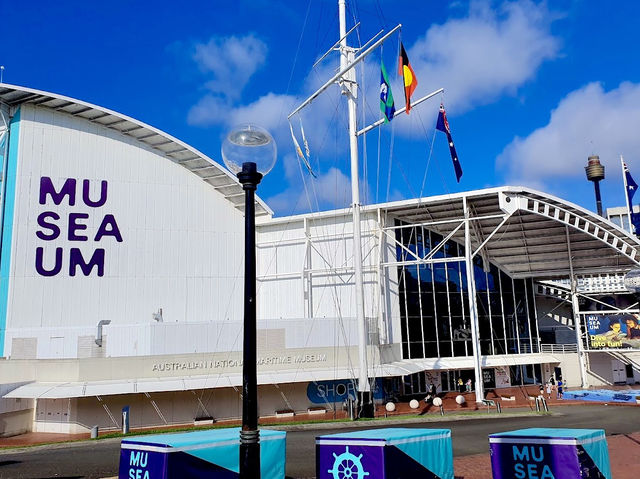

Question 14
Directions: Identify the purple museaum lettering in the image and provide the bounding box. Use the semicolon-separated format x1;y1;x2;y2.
35;177;123;277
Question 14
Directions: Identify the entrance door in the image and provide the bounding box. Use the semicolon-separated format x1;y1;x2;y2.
554;366;563;381
50;337;64;358
612;359;626;384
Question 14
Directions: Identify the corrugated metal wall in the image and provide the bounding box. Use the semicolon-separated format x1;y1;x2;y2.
4;105;245;358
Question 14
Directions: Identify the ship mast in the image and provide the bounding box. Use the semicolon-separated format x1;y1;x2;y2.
288;0;443;418
338;0;371;416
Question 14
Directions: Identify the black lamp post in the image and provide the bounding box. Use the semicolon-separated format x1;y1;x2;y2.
221;125;276;479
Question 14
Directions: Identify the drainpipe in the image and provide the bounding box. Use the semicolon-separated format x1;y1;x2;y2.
95;320;111;347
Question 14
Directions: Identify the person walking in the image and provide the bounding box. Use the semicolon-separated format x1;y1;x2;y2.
556;378;564;399
465;378;473;392
546;381;552;399
425;382;437;405
457;377;464;393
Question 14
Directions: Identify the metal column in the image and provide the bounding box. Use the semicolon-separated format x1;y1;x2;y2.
566;226;588;388
463;198;485;403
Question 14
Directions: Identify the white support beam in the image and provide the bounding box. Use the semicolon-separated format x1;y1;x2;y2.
567;226;588;389
471;213;513;259
463;197;484;403
381;256;466;268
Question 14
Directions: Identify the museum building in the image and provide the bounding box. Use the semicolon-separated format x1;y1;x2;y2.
0;84;638;436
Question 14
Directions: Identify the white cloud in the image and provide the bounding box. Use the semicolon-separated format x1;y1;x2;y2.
186;95;228;127
193;34;267;100
266;165;353;215
188;92;298;132
185;1;563;213
408;0;560;113
497;81;640;184
226;93;298;133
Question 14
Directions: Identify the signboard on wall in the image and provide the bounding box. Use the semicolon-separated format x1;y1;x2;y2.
482;368;496;389
35;177;123;277
425;371;442;391
307;379;385;404
585;313;640;349
494;367;511;387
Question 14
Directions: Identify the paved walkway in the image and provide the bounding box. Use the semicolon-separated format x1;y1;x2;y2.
99;430;640;478
454;432;640;479
0;384;591;449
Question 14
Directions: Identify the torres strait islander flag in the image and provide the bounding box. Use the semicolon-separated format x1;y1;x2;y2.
436;104;463;182
379;60;396;122
398;42;417;113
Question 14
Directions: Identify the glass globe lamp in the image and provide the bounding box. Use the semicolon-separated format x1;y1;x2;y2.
221;124;277;176
220;123;276;479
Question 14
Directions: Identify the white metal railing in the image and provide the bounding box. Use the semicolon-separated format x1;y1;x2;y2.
518;342;533;354
540;343;578;354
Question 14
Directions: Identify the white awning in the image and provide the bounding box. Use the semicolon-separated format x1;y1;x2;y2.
383;353;560;376
3;366;367;399
3;353;561;399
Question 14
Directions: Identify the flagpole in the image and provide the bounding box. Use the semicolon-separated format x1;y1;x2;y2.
622;155;634;234
338;0;373;418
287;0;445;418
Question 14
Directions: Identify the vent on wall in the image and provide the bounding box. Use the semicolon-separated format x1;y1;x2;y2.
78;336;106;358
10;338;37;359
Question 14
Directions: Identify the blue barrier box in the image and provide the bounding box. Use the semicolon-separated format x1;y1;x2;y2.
489;428;611;479
119;427;286;478
316;428;453;479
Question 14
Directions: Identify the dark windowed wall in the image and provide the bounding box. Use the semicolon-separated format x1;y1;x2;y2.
396;221;539;359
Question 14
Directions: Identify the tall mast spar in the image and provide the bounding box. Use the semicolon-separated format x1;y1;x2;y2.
338;0;372;415
289;1;440;417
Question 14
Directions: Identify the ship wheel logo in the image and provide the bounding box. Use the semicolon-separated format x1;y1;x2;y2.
328;446;369;479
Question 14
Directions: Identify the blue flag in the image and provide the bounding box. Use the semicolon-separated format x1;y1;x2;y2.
379;61;395;123
436;104;462;182
624;161;637;204
624;161;640;233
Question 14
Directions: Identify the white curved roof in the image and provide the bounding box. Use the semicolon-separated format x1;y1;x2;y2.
0;83;272;217
264;186;640;279
381;186;640;278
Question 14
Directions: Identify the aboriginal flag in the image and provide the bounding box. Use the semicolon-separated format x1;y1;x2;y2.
436;104;463;182
398;42;417;113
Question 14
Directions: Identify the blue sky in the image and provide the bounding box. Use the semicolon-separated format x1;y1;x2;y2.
3;0;640;217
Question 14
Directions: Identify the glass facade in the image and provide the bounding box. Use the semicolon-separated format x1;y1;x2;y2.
395;221;540;360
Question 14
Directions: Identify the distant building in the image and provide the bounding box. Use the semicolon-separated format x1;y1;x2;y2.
607;205;640;233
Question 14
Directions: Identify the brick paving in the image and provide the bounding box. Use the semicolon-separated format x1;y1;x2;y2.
0;384;589;449
453;432;640;479
2;387;639;478
0;431;88;447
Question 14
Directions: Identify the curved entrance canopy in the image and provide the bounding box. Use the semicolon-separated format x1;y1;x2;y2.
376;186;640;279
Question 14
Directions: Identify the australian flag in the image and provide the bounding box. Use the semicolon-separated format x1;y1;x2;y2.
436;104;462;182
624;161;640;233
